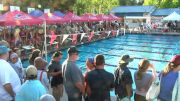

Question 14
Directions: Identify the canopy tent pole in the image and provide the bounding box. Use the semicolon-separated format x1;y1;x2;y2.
43;20;48;61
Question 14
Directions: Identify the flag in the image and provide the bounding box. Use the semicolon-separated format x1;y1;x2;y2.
72;34;78;45
80;33;86;41
62;34;69;44
50;31;57;45
88;32;94;42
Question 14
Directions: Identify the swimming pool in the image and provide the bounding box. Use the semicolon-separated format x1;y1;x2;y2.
22;33;180;98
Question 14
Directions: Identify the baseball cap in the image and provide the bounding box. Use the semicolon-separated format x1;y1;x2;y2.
0;45;11;54
119;55;134;64
34;57;48;69
10;52;18;59
67;46;79;54
88;58;94;64
26;65;37;78
40;94;56;101
170;54;180;65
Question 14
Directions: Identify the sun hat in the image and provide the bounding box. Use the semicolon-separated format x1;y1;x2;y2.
0;45;11;54
34;57;48;69
10;52;18;59
67;46;79;54
119;54;134;64
26;65;37;78
40;94;56;101
170;54;180;65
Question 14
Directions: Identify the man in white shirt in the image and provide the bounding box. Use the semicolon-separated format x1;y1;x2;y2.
0;40;21;101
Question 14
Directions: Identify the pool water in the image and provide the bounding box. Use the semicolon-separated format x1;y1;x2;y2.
22;34;180;99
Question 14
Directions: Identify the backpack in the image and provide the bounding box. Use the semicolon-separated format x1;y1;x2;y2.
114;68;126;99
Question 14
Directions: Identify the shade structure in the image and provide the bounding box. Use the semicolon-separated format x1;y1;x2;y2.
38;13;65;24
29;10;44;17
0;10;43;26
81;13;100;22
53;11;65;17
63;12;83;22
96;14;110;21
107;14;120;21
163;12;180;21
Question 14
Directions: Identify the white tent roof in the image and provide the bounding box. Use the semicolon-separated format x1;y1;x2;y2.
163;12;180;21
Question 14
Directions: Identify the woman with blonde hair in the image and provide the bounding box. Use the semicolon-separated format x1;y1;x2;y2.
158;54;180;101
134;59;156;101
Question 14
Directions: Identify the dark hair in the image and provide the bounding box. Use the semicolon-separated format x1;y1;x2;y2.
52;51;62;58
29;49;41;65
95;54;105;66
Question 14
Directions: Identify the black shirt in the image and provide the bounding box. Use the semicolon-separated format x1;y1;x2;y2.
87;69;114;101
48;60;63;86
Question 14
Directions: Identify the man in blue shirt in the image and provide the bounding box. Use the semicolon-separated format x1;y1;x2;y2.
15;65;46;101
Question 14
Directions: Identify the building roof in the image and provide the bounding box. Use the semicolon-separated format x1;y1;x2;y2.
151;8;180;16
110;6;156;14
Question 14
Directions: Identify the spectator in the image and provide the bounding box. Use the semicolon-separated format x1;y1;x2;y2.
62;46;85;101
29;49;41;65
9;52;24;83
48;51;63;101
0;41;21;101
40;94;56;101
114;55;134;101
34;57;49;92
15;65;46;101
134;59;157;101
158;54;180;101
86;54;114;101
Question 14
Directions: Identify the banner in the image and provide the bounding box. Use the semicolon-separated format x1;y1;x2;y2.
80;33;86;41
27;7;35;13
62;34;69;44
44;9;50;13
10;6;20;11
0;4;3;11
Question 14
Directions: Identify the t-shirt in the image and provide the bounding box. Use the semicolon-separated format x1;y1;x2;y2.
134;71;153;96
87;69;114;101
159;71;178;101
15;80;46;101
48;60;63;87
0;59;21;101
62;59;84;98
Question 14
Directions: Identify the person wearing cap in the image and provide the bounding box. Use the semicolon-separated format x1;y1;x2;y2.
114;54;134;101
62;46;85;101
48;51;63;101
29;49;41;65
15;65;46;101
0;41;21;101
40;94;56;101
134;59;157;101
34;57;49;92
86;54;114;101
9;52;24;83
158;54;180;101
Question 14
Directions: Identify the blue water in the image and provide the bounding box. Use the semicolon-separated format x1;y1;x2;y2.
22;34;180;99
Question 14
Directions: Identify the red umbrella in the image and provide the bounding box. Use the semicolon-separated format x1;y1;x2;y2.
38;13;65;24
96;14;110;21
81;13;100;22
63;12;83;22
108;14;120;21
0;10;43;26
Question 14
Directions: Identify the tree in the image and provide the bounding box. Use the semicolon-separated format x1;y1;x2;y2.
143;0;180;8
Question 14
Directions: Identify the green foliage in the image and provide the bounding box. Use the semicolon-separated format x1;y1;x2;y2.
73;0;119;15
143;0;180;8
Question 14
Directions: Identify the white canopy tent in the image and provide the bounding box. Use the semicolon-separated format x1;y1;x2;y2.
163;12;180;21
